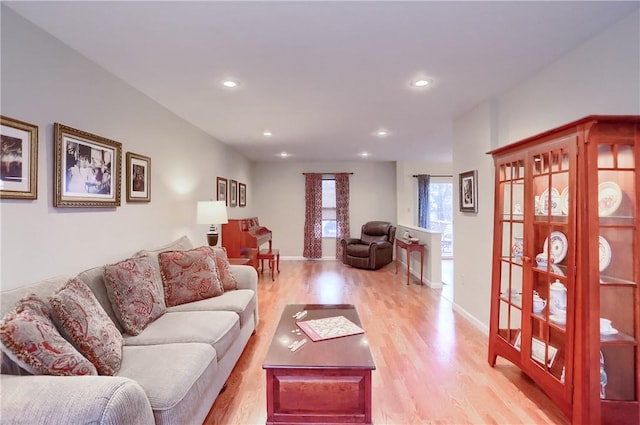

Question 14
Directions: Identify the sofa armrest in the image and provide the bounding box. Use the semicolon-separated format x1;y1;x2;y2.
0;375;154;425
229;264;259;325
229;265;258;292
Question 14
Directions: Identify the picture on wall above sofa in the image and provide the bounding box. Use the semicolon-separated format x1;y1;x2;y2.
126;152;151;203
0;115;38;200
54;123;122;208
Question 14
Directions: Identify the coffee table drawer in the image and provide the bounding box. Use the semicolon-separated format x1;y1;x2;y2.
266;368;372;424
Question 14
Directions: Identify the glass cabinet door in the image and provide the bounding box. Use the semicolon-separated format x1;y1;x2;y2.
596;140;638;407
495;159;525;350
527;139;575;387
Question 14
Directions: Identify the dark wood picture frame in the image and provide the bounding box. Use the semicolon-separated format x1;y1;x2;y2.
459;169;478;213
229;179;238;207
217;176;228;205
54;123;121;207
126;152;151;203
1;115;38;200
238;182;246;207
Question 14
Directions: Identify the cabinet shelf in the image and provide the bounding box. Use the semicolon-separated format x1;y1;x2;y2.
600;277;637;286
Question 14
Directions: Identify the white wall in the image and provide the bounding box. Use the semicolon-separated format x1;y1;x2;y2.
251;161;396;258
452;10;640;332
0;7;253;289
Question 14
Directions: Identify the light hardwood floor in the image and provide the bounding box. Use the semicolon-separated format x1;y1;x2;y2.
204;260;570;425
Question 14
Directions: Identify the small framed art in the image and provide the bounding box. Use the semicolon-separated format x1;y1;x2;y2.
54;123;121;207
238;182;246;207
459;170;478;213
217;177;228;205
229;179;238;207
1;115;38;200
126;152;151;202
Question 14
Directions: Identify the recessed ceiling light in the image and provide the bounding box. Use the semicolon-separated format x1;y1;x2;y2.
375;129;389;137
359;152;371;158
410;78;433;88
278;152;289;158
222;80;239;88
263;131;273;137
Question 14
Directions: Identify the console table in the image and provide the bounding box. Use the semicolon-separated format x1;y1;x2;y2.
395;238;425;285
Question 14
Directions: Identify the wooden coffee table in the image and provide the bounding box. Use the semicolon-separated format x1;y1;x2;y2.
262;304;375;425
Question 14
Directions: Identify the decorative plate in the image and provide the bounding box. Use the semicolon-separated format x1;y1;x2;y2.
543;231;568;264
539;187;560;215
560;187;569;215
599;235;612;272
549;314;567;325
600;327;618;336
598;181;622;217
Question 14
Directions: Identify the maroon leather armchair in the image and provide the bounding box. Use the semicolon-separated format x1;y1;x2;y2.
341;221;396;270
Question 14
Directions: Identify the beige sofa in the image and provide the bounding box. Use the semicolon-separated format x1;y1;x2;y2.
0;236;259;425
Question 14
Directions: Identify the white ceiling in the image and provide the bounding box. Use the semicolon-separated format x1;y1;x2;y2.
5;1;638;163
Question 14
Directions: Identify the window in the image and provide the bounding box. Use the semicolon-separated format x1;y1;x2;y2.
322;179;336;237
427;182;453;257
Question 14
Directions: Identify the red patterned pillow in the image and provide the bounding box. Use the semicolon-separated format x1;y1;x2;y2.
104;256;166;336
50;278;123;375
0;295;97;376
210;246;238;291
159;246;224;307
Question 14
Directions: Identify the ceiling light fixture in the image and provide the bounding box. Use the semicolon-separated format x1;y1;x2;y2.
263;131;273;137
278;152;289;158
222;80;239;88
359;152;371;158
375;129;389;137
412;79;431;87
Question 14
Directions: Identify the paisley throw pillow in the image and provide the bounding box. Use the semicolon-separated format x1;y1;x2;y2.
50;278;123;375
0;295;97;376
104;256;166;336
159;246;224;307
210;246;238;291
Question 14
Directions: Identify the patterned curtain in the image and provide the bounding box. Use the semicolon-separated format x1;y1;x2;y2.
417;174;431;229
303;173;322;258
335;173;350;259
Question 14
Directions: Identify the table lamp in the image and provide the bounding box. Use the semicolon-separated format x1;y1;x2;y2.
196;201;228;246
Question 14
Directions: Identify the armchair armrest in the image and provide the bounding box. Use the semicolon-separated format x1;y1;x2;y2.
342;238;362;246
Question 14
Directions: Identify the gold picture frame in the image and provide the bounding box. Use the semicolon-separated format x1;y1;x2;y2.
54;123;121;207
1;115;38;200
126;152;151;203
217;176;228;205
229;179;238;207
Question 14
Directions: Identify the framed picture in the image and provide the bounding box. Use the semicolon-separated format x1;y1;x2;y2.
1;115;38;200
229;179;238;207
238;182;246;207
459;169;478;213
126;152;151;203
54;123;121;207
216;177;228;205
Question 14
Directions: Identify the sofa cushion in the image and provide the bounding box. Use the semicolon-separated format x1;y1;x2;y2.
104;256;166;336
116;343;216;414
210;247;238;291
49;278;124;376
159;247;224;307
123;311;240;360
0;295;97;376
167;289;256;327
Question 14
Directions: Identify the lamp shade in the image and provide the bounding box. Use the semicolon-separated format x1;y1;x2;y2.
196;201;228;226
